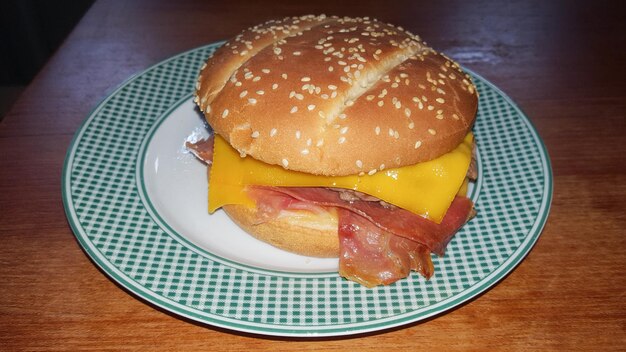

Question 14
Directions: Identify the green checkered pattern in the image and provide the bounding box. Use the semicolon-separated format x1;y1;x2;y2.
63;43;552;336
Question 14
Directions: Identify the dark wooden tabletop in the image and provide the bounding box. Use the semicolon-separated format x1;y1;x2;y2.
1;0;625;350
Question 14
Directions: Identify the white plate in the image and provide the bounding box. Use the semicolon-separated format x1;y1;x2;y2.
63;43;552;337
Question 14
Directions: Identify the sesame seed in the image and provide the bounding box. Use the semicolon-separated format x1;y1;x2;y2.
293;51;302;56
301;149;309;155
436;114;444;120
394;131;400;139
338;113;347;119
377;100;384;107
282;158;289;167
388;128;394;136
436;97;445;104
395;101;401;109
301;77;311;82
452;113;460;120
345;100;354;107
427;105;434;111
307;104;316;111
338;136;346;144
235;81;242;87
290;106;298;113
340;126;349;134
405;108;412;117
251;131;259;138
295;130;301;139
356;160;363;168
328;85;337;90
252;76;261;82
262;68;270;74
239;90;248;98
274;47;282;55
379;163;385;170
248;98;257;105
295;93;304;100
272;83;278;90
428;128;437;135
414;140;422;149
306;138;312;146
375;126;380;135
257;90;265;95
222;109;229;118
328;66;334;72
270;128;277;137
408;121;415;129
331;91;338;98
316;139;324;147
281;73;288;79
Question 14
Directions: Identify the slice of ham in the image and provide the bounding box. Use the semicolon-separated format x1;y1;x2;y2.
338;208;434;287
254;186;473;256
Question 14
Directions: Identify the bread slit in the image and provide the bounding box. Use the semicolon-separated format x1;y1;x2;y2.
323;43;425;126
196;15;334;111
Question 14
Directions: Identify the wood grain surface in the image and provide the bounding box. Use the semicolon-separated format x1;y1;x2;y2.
1;0;625;350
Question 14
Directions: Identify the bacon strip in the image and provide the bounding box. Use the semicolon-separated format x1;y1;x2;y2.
338;208;434;287
185;135;214;164
255;186;473;255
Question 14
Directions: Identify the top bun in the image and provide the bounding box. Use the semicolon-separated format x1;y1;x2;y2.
194;15;478;176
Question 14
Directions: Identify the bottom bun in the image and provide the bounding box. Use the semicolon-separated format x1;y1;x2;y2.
223;204;340;258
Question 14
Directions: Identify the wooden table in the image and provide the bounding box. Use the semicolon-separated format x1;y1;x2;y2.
1;0;624;350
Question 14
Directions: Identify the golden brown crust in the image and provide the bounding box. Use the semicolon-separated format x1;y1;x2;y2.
195;15;478;176
223;204;340;258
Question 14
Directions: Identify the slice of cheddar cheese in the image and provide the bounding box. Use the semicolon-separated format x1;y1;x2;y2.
208;133;473;223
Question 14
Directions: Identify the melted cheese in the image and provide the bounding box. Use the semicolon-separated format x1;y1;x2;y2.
208;133;473;223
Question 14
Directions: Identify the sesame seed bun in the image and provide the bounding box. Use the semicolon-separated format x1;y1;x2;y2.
195;15;478;176
223;204;340;257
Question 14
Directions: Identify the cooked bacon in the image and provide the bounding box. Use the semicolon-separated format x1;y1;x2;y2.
185;135;214;164
254;186;473;256
338;208;434;287
246;186;328;224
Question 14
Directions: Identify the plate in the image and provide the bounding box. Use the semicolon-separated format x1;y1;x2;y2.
62;43;553;337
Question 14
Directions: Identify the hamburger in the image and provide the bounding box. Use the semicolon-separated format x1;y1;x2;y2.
188;15;478;287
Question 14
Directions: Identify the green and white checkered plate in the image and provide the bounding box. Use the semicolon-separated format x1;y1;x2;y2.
63;43;552;337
